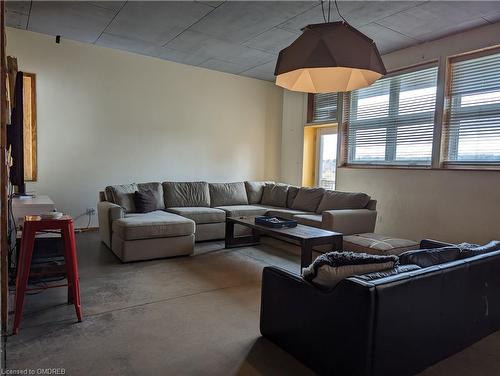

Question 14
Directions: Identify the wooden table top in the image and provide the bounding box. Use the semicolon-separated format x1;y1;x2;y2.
227;216;341;241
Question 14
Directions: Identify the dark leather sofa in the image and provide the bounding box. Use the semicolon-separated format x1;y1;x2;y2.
260;240;500;376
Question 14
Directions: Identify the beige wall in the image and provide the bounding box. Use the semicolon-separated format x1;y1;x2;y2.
282;22;500;244
6;27;283;227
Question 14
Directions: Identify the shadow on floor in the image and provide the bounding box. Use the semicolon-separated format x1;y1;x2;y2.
237;337;314;376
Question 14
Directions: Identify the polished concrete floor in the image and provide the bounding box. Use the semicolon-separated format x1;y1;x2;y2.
6;232;500;375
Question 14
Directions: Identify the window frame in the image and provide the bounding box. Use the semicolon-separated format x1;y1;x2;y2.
307;92;338;125
340;61;439;168
441;45;500;170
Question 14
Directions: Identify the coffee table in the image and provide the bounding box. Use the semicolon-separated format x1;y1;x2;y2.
225;216;343;269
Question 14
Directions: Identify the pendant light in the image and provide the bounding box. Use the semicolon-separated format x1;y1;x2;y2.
274;0;386;93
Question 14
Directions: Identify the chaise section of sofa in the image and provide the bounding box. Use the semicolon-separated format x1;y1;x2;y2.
112;211;195;262
98;180;378;262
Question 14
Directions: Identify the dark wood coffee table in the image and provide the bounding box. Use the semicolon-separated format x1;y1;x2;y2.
225;216;343;269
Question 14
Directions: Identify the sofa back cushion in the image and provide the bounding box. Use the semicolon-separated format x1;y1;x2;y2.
163;181;210;207
137;182;164;210
245;181;273;204
105;183;138;213
209;182;248;207
399;246;462;268
316;190;371;213
261;183;289;207
291;187;325;212
286;186;300;208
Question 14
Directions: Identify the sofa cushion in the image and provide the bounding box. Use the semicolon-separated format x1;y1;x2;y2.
317;191;371;213
134;190;157;213
287;186;300;208
261;183;289;207
355;264;421;282
163;181;210;207
245;181;273;204
166;207;226;224
215;205;269;218
266;208;314;220
399;246;462;268
293;214;322;229
302;251;398;289
105;183;138;213
291;187;325;212
112;211;195;241
343;233;419;256
137;182;165;210
209;182;248;207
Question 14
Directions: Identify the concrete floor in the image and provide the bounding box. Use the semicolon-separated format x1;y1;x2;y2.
6;232;500;375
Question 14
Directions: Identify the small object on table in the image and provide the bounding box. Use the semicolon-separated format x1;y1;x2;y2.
255;216;298;228
40;210;63;220
13;215;83;334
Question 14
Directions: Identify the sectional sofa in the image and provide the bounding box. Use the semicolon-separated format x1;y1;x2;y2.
98;181;377;262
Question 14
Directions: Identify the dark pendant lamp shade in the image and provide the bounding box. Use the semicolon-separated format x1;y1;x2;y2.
274;22;386;93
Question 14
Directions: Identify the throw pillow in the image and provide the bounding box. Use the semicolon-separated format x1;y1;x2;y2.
134;190;157;213
302;252;398;289
261;183;289;207
399;246;462;267
316;190;371;213
137;182;165;210
291;187;325;212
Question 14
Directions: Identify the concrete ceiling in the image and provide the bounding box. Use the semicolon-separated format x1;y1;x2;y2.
6;1;500;81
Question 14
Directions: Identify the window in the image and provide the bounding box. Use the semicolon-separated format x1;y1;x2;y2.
344;65;438;166
443;50;500;165
22;73;37;181
316;128;337;189
308;92;338;123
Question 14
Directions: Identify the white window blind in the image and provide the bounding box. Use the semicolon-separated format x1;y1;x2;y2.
345;66;438;165
311;93;338;123
444;51;500;164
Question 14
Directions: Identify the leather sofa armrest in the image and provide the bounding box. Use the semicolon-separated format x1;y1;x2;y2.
98;201;124;248
321;209;377;235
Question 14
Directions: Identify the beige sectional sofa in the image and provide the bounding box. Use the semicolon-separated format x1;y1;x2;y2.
98;181;377;262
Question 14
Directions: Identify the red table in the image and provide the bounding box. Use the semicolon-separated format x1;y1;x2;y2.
13;215;82;334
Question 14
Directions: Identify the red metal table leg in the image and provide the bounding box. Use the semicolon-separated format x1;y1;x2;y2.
62;222;82;322
13;224;36;334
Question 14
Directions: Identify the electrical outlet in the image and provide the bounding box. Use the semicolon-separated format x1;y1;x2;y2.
86;208;96;216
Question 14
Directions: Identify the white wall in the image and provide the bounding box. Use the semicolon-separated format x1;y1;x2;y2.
281;22;500;244
280;90;307;185
6;27;283;227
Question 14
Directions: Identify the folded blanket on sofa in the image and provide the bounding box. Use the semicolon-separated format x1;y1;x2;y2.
458;240;500;258
302;252;399;289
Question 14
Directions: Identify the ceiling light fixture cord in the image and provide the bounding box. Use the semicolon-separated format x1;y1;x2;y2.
320;0;327;23
334;0;348;24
